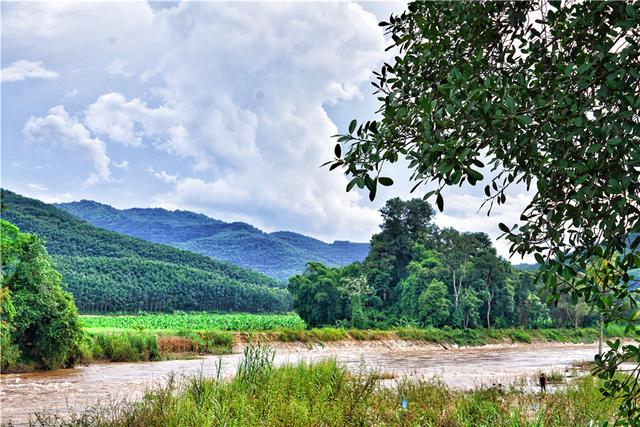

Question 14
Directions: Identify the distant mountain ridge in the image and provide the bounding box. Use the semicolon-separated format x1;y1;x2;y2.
1;189;289;313
57;200;370;280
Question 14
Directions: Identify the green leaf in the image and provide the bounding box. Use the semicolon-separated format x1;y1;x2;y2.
436;193;444;212
334;144;342;158
348;119;357;134
498;222;510;233
346;178;358;192
378;177;394;186
368;184;377;201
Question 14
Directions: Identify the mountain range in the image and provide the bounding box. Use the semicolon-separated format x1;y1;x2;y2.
57;200;370;280
1;189;289;313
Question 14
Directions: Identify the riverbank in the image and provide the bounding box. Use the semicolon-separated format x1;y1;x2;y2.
3;325;629;374
19;344;618;427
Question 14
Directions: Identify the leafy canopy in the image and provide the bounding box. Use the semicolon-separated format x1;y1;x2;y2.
1;219;83;371
329;1;639;419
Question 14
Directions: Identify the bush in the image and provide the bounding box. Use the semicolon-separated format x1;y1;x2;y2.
1;220;83;371
89;332;160;362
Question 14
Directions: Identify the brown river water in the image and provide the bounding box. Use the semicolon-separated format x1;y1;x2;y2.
0;341;601;426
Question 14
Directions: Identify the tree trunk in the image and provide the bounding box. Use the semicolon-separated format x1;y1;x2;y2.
452;270;459;309
486;290;493;329
599;313;604;357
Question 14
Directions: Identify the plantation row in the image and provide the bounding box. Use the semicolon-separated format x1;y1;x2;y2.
80;312;306;331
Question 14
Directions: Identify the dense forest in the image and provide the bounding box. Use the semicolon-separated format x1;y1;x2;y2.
1;190;290;313
58;200;369;280
288;198;601;329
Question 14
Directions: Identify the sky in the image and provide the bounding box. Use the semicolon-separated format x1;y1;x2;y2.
1;1;533;261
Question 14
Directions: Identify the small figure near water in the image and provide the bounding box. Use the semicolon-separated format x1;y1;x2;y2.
539;373;547;393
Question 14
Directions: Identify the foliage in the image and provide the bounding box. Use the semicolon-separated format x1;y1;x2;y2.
0;219;83;371
58;200;369;281
0;286;20;370
417;279;450;327
1;189;291;313
329;1;640;419
363;197;436;304
80;312;305;331
289;198;562;330
30;356;621;427
287;263;352;327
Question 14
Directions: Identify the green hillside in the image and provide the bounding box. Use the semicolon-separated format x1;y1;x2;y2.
57;200;370;280
0;189;290;313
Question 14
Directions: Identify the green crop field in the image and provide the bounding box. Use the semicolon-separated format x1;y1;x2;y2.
80;312;306;332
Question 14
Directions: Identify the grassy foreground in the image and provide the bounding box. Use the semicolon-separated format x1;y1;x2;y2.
32;345;620;427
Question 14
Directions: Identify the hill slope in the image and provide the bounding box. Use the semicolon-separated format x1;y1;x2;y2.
1;189;289;313
58;200;370;280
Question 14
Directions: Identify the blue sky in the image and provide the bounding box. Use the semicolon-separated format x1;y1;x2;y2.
1;1;532;260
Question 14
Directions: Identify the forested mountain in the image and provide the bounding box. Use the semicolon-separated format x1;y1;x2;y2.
0;189;290;313
57;200;370;280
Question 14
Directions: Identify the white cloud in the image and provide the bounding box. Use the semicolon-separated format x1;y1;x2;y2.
105;59;133;78
9;2;387;241
11;2;535;248
62;89;79;101
23;105;112;185
147;166;178;183
84;92;183;147
113;160;129;169
27;183;47;191
1;60;58;82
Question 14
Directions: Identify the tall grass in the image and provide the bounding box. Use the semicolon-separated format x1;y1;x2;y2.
88;332;160;362
32;344;621;426
83;330;233;363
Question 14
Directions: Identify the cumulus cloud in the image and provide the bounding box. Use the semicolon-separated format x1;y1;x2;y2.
8;2;386;241
130;2;387;240
84;92;184;148
23;105;111;185
1;60;58;82
11;2;518;246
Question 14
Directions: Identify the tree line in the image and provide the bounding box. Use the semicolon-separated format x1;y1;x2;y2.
289;198;601;329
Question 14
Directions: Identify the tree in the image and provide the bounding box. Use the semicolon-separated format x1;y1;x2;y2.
364;198;436;304
417;279;451;327
436;229;491;310
398;246;445;320
453;287;481;329
329;1;639;418
1;220;83;371
287;263;347;327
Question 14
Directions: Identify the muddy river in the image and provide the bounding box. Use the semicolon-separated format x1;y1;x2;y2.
1;341;601;425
